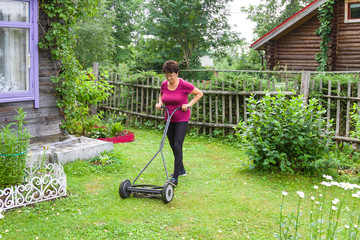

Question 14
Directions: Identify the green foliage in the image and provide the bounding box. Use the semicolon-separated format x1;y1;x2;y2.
88;111;126;139
350;103;360;139
0;108;30;188
110;0;145;65
213;44;264;70
315;0;335;71
58;71;113;136
277;178;360;239
236;93;334;173
145;0;240;69
39;0;114;135
73;1;116;68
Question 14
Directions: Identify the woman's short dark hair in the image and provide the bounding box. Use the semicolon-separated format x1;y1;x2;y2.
162;60;179;74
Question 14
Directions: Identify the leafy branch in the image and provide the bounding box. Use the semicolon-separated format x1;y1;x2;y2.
38;0;113;134
315;0;335;71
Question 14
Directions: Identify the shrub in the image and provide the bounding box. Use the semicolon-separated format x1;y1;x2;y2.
0;108;30;188
236;93;333;173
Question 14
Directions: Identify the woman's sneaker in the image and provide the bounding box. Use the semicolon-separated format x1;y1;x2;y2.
170;169;187;178
170;177;178;186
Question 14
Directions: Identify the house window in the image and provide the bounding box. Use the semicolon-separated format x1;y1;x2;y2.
0;0;39;108
350;3;360;19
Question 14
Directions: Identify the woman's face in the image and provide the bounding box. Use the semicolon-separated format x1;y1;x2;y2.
164;72;178;82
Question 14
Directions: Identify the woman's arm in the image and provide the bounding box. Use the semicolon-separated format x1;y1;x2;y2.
182;87;203;111
155;93;163;110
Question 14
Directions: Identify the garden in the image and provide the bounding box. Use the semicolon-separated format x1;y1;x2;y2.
0;128;353;239
2;0;360;239
2;92;360;239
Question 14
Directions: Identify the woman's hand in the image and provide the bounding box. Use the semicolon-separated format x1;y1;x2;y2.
181;104;190;111
155;103;162;110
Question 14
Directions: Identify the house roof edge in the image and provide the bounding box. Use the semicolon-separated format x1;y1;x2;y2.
250;0;327;50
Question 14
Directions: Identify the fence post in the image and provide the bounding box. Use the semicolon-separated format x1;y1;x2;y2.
93;62;99;79
300;71;310;104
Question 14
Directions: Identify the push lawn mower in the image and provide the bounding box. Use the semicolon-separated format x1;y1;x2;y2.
119;106;181;203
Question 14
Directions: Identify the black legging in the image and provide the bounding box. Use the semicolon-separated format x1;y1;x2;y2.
166;121;188;179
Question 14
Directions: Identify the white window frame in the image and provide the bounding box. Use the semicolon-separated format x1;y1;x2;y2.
345;0;360;23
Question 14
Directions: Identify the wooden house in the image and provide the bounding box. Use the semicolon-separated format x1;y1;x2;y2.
0;0;63;139
250;0;360;71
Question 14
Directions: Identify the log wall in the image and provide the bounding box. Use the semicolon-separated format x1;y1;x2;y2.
265;0;360;71
274;16;321;71
335;0;360;71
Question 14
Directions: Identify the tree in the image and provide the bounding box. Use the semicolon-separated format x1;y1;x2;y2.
242;0;313;40
145;0;240;69
73;0;115;68
110;0;145;65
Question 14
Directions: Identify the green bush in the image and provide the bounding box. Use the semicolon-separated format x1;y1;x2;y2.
0;108;30;188
236;93;333;173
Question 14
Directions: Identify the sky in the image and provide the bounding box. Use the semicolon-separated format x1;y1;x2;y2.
227;0;262;44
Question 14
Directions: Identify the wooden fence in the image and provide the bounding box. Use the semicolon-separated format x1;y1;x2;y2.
100;69;360;143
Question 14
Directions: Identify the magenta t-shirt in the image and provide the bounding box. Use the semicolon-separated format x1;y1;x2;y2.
160;78;195;122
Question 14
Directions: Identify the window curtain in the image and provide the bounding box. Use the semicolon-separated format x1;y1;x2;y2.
0;1;30;92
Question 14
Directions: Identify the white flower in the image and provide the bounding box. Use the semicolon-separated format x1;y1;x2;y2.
332;198;340;205
314;185;319;190
352;193;360;198
316;201;320;205
311;196;315;201
282;191;288;196
331;181;340;187
345;224;350;229
323;174;333;180
332;206;337;211
319;194;323;197
321;181;332;187
296;191;305;198
355;225;358;229
340;182;355;190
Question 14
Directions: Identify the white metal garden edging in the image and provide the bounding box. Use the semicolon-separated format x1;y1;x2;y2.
0;163;67;212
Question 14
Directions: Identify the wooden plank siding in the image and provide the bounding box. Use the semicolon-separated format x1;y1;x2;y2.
263;0;360;72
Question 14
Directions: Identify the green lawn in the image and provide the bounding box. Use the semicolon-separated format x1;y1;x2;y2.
0;128;349;239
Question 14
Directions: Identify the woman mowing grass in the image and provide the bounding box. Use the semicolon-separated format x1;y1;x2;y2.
155;60;203;186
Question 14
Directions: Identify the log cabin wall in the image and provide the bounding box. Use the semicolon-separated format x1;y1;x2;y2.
265;40;276;70
0;7;63;139
329;1;339;71
265;0;360;71
273;16;322;71
335;0;360;71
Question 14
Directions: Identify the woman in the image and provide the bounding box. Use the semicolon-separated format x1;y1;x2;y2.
155;60;203;186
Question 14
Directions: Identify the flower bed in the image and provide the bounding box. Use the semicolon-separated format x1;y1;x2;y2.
0;163;67;212
98;131;134;143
